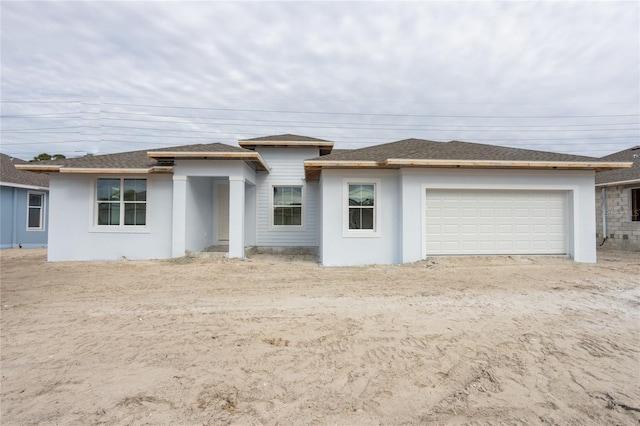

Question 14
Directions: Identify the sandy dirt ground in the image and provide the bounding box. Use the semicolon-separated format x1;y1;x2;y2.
1;248;639;425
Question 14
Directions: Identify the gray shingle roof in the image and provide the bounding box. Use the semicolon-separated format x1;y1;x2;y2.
595;146;640;185
149;143;250;153
0;154;49;187
240;134;332;142
313;139;602;163
18;143;251;170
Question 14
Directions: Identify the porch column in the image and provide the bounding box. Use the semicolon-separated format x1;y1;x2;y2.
228;176;245;259
172;175;187;258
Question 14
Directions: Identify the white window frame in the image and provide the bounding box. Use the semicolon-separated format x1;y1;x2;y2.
269;183;305;231
342;178;381;238
90;177;150;233
26;191;46;231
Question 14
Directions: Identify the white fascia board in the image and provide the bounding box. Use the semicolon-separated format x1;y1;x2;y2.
0;181;49;191
595;179;640;187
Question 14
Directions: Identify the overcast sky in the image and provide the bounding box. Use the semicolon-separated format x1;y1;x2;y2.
1;1;638;160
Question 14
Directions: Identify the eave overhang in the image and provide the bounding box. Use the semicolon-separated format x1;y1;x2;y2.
15;164;173;174
595;178;640;187
147;151;270;172
304;159;634;181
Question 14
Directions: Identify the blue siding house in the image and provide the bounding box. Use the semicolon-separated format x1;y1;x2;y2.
1;153;49;249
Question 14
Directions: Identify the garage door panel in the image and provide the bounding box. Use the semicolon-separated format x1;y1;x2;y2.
425;189;567;255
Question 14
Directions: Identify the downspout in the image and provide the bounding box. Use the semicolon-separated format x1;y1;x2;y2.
600;187;608;246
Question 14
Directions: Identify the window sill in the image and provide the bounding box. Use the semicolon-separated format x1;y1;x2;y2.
89;226;151;234
269;225;306;232
342;230;381;238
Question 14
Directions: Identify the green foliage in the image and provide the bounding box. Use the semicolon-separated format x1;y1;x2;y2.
29;153;66;162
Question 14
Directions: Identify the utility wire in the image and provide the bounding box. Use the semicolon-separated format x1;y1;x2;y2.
101;102;640;119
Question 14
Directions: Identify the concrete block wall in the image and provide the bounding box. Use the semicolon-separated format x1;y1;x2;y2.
595;185;640;251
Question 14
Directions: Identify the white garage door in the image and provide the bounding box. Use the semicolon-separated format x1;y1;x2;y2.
425;189;567;255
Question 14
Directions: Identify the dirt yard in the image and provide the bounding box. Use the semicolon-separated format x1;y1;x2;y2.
1;248;638;425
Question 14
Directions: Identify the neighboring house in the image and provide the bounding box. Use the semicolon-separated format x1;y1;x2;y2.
0;153;49;248
17;135;631;265
595;146;640;251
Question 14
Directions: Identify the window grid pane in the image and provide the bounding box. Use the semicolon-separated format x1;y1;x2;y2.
273;186;302;226
28;207;41;228
349;207;374;230
124;179;146;202
274;206;302;226
98;202;120;225
124;203;146;225
28;194;43;207
97;179;121;201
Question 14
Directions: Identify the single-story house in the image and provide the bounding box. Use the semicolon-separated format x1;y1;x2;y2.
595;146;640;251
1;153;49;249
17;135;631;265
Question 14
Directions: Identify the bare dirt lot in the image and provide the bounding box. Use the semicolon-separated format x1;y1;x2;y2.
1;248;639;425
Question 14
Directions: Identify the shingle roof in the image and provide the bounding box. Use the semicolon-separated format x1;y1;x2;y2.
15;143;257;172
240;134;332;143
304;138;631;181
26;149;160;169
149;143;250;153
0;154;49;188
238;134;334;155
313;138;602;163
595;146;640;185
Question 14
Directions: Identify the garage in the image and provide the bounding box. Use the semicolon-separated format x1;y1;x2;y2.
425;189;567;255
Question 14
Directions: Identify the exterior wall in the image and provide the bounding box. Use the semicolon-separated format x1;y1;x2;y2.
595;184;640;251
47;174;173;261
255;147;320;249
185;177;214;252
320;169;401;266
319;168;597;266
0;185;49;249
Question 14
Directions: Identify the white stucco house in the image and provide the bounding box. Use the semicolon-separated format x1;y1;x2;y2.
17;134;631;265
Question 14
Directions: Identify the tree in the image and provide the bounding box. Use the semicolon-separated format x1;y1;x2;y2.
30;153;66;162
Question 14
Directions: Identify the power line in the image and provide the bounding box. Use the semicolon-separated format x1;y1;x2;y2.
101;110;640;128
101;102;640;119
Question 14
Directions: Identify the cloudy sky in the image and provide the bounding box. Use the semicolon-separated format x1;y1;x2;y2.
1;1;638;160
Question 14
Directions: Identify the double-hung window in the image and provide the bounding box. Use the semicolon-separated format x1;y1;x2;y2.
348;184;375;230
273;185;302;226
344;180;380;237
27;192;45;230
96;178;147;226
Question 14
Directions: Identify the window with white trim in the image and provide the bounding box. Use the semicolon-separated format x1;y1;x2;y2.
272;185;302;226
27;192;45;230
348;183;376;230
96;178;147;226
